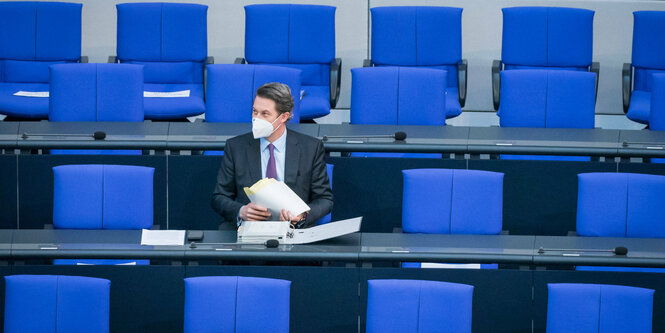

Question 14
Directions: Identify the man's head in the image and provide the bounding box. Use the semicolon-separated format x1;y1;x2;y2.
253;82;294;122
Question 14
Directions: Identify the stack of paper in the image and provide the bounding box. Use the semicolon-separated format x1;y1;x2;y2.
244;178;310;220
237;221;291;243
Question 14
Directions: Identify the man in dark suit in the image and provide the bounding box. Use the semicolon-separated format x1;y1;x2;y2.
211;82;333;229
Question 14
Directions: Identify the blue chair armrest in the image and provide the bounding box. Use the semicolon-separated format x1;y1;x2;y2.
363;59;372;67
623;63;632;113
234;57;246;64
458;59;468;107
492;59;503;110
330;58;342;108
590;61;600;103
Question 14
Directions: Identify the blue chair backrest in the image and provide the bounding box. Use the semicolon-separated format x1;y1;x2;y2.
366;279;473;333
116;2;207;84
184;276;290;333
4;275;110;333
244;4;335;88
370;6;461;89
402;169;503;234
316;163;334;225
0;2;81;83
632;11;665;92
49;63;144;121
53;164;154;229
502;7;593;70
351;67;446;125
499;69;596;128
205;64;302;123
577;172;665;238
547;283;653;333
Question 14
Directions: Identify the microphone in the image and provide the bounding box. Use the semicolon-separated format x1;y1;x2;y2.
21;131;107;140
265;239;280;248
538;246;628;255
322;131;407;142
187;239;281;248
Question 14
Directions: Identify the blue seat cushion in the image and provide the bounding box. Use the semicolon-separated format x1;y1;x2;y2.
627;90;650;124
0;82;49;118
446;87;461;118
300;85;330;119
143;83;205;119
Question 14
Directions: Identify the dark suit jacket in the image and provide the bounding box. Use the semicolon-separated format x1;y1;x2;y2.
211;129;333;228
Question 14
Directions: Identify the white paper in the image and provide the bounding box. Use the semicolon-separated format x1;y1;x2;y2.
286;217;362;244
237;221;291;243
14;91;49;97
77;262;137;266
144;90;190;98
140;229;186;246
248;181;310;220
420;263;482;269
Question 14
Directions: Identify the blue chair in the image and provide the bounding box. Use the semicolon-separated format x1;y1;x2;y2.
205;64;302;123
4;275;110;333
499;69;596;161
547;283;653;333
493;7;597;110
649;73;665;130
184;276;290;333
576;172;665;272
52;164;154;265
402;169;503;269
350;66;446;158
49;63;143;155
366;279;473;333
316;163;334;225
367;6;466;119
623;11;665;125
239;4;341;121
114;2;209;120
0;2;83;120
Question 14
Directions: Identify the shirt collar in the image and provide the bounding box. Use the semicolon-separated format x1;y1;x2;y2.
260;128;287;153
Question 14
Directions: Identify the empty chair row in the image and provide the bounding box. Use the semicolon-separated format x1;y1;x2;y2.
4;275;655;333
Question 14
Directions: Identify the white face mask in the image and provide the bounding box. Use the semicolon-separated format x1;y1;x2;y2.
252;116;282;139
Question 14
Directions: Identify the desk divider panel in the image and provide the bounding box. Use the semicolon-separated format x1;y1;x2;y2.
0;155;17;229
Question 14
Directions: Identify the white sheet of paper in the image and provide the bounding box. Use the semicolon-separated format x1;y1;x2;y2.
140;229;185;246
248;181;310;220
76;262;137;266
143;90;190;98
241;221;290;236
420;263;482;269
286;217;362;244
14;91;49;97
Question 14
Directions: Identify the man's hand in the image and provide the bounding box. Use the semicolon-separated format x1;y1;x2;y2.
239;203;271;221
280;209;305;224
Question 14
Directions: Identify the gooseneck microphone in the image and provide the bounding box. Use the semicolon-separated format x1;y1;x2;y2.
538;246;628;255
322;131;407;142
188;239;281;249
21;131;107;140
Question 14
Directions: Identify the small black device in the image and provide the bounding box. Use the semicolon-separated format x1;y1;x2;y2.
187;230;204;242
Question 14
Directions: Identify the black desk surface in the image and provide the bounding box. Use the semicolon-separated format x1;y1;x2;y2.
359;233;535;264
318;124;469;153
534;235;665;267
467;127;621;156
166;122;319;150
16;121;170;149
0;122;18;149
619;129;665;157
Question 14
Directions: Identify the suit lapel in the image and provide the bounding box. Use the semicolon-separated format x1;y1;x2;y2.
246;136;262;184
284;130;300;187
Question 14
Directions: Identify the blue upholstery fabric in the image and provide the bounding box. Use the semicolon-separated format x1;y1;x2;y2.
502;7;593;68
371;6;462;118
316;164;333;225
402;169;503;234
184;276;290;333
650;73;665;130
53;164;154;230
49;63;144;121
577;172;665;238
547;283;653;333
4;275;110;333
116;2;207;119
0;1;81;118
499;70;596;128
205;64;302;123
244;4;335;120
351;67;446;125
366;279;473;333
627;11;665;124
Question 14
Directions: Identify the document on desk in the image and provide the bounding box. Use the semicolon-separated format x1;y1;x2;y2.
244;178;310;220
285;217;362;244
140;230;186;246
14;91;49;97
